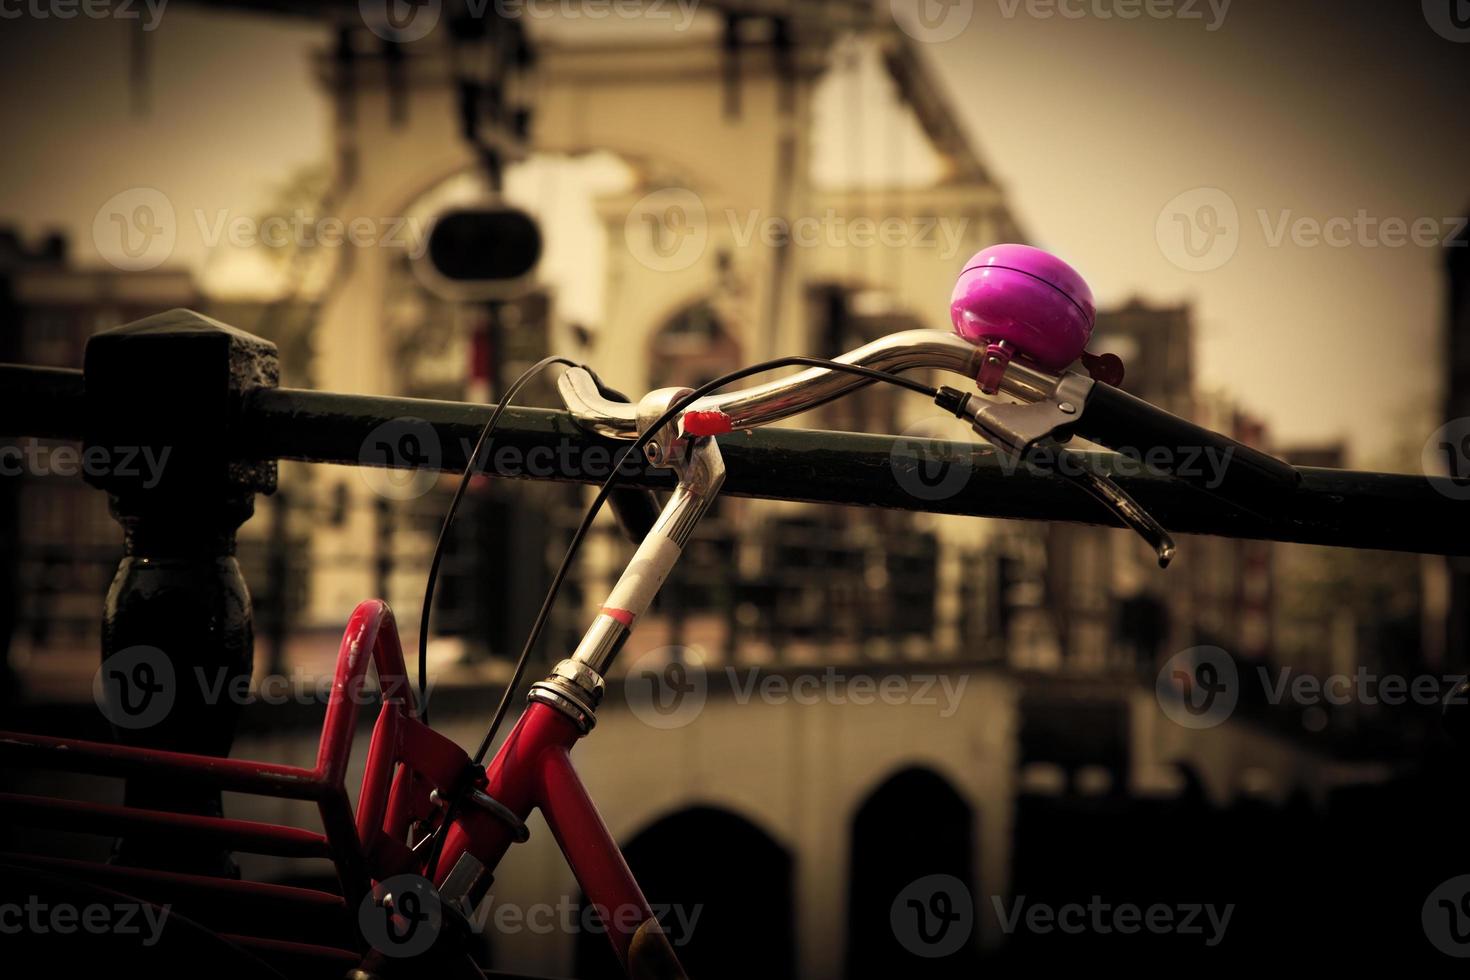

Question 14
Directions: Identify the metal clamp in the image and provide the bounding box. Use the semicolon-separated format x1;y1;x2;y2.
439;851;494;915
428;774;531;846
637;386;696;468
464;787;531;843
969;370;1095;459
965;370;1175;567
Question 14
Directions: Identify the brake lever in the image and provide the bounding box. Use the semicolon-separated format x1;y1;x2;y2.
937;382;1176;568
1039;449;1176;568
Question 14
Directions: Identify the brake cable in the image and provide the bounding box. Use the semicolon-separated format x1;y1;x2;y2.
422;355;945;874
417;355;577;727
468;356;939;763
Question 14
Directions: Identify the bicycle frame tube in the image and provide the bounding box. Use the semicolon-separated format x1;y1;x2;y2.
431;701;680;972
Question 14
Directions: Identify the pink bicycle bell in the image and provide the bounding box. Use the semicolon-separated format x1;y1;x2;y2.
951;244;1106;393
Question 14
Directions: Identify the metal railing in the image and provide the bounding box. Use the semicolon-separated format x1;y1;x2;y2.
3;366;1464;557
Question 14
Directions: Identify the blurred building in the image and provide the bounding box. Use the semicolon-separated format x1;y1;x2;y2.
1031;300;1277;678
1268;444;1361;731
1443;206;1470;674
1013;300;1283;800
0;230;198;670
0;227;326;684
290;19;1025;668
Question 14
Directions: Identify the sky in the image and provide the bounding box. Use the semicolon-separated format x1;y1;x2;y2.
0;1;1466;467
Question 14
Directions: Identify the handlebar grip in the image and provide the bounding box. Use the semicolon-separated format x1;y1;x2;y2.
1071;382;1300;507
608;486;662;544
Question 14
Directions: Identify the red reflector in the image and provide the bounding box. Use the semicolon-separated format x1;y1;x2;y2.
682;411;733;436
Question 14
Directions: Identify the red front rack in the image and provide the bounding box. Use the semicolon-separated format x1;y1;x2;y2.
0;599;471;976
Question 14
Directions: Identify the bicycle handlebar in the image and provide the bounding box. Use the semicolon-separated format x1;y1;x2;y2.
559;328;1081;442
560;244;1300;562
559;330;988;440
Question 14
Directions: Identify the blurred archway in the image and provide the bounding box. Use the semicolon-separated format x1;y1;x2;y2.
845;766;978;978
574;805;795;980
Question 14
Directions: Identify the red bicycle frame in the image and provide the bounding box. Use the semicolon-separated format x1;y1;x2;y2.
416;430;726;978
0;597;683;978
0;600;454;974
0;426;720;978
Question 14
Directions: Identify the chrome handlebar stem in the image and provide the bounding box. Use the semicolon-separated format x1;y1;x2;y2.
527;436;726;728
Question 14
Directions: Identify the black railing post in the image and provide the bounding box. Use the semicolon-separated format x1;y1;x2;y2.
83;309;277;874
